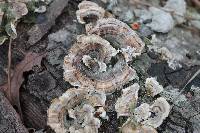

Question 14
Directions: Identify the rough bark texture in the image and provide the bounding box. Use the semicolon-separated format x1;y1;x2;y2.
0;91;28;133
27;0;69;45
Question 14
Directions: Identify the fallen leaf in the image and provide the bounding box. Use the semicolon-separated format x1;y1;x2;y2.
0;52;46;119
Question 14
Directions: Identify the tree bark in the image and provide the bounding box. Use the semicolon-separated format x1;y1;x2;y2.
0;91;28;133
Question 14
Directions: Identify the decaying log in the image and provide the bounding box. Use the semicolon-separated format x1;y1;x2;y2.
0;91;28;133
21;92;47;130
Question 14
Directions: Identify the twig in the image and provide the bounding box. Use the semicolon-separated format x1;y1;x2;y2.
171;69;200;108
7;38;12;102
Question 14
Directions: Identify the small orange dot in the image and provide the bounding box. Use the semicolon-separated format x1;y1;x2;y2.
131;22;140;30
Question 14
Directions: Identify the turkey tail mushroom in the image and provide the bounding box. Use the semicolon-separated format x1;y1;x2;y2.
142;97;170;128
121;118;157;133
76;1;105;24
47;88;106;133
86;18;145;62
115;83;140;117
63;34;137;93
134;103;151;123
47;88;87;133
145;77;164;97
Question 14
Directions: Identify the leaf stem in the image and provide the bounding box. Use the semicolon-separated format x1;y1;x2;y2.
7;37;12;102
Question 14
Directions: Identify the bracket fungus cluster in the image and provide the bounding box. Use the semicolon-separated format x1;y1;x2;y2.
47;88;106;133
114;78;170;132
119;97;170;133
64;0;145;93
76;0;105;24
121;118;157;133
119;81;170;133
86;18;145;62
141;97;171;128
48;1;170;133
115;83;139;117
63;34;137;93
145;77;164;97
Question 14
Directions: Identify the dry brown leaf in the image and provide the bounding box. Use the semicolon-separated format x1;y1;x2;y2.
0;52;46;118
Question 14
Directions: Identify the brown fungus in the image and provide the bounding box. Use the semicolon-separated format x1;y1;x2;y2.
134;103;151;123
63;34;137;93
86;18;145;62
47;88;106;133
76;1;105;24
82;55;107;73
121;118;157;133
142;97;170;128
145;77;164;97
115;83;140;117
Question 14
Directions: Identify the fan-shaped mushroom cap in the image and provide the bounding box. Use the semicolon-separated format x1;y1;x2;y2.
78;1;99;9
121;118;157;133
63;34;137;93
76;1;105;24
47;88;106;133
69;104;101;133
85;89;107;107
82;55;107;73
86;18;145;62
134;103;151;123
145;77;164;97
142;97;170;128
115;83;140;117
